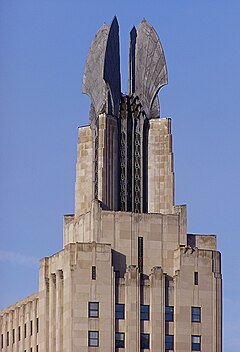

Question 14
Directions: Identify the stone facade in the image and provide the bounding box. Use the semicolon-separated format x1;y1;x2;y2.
0;17;222;352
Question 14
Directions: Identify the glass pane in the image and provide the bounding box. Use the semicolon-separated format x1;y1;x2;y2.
192;336;200;343
140;305;149;320
140;333;150;349
115;304;124;319
165;335;173;349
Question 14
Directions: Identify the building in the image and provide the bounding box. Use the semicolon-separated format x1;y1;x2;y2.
0;17;222;352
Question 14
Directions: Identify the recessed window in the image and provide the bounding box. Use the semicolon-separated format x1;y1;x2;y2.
88;331;99;347
88;302;99;318
165;334;174;350
30;320;33;335
192;307;201;323
115;304;124;319
12;329;15;344
36;345;39;352
1;334;3;348
165;306;174;322
140;333;150;349
140;304;149;320
115;332;125;348
24;323;27;338
192;335;201;351
194;272;198;285
18;326;21;341
92;266;96;280
36;317;39;333
7;332;9;346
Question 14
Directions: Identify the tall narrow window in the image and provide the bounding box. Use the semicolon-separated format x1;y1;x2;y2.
30;320;33;335
18;326;21;341
192;307;201;322
36;317;39;333
165;334;174;350
24;323;27;338
88;331;99;347
115;304;125;319
1;334;3;348
140;333;150;349
92;266;96;280
194;272;198;285
12;329;15;344
165;306;174;322
115;332;125;348
138;237;143;273
6;332;9;346
140;304;149;320
36;345;39;352
192;335;201;351
88;302;99;318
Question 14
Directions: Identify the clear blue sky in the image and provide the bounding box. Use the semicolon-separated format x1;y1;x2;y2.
0;1;239;350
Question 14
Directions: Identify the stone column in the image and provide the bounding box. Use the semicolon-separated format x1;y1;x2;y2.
125;265;140;352
56;270;64;352
49;273;56;352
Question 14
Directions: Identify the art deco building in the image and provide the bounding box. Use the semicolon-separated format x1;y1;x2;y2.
0;17;222;352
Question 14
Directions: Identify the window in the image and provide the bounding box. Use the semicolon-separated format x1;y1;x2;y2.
7;332;9;346
115;332;125;348
36;317;39;333
88;331;99;347
140;333;150;349
165;334;174;350
192;335;201;351
115;304;124;319
24;323;27;338
194;272;198;285
1;334;3;348
18;326;21;341
88;302;99;318
165;306;174;322
30;348;32;352
36;345;39;352
12;329;15;344
30;320;33;335
192;307;201;323
92;266;96;280
138;237;143;273
140;304;149;320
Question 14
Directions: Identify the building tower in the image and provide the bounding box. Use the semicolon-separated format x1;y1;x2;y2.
0;17;222;352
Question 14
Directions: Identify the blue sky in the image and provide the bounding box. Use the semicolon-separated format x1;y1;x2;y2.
0;1;240;350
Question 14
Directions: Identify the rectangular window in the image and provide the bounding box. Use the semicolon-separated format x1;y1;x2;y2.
88;302;99;318
194;272;198;285
115;304;124;319
140;304;149;320
7;332;9;346
18;326;21;341
36;345;39;352
92;266;96;280
36;317;39;333
12;329;15;344
30;320;33;335
1;334;3;348
24;323;27;338
140;333;150;349
138;237;143;273
192;307;201;322
165;334;174;350
165;306;174;322
88;331;99;347
115;332;125;348
192;335;201;351
30;348;32;352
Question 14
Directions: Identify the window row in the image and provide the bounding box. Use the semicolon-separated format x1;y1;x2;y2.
1;318;39;348
88;332;201;350
89;302;201;323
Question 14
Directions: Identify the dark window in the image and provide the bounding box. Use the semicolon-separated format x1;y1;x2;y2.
192;307;201;322
24;323;27;338
88;302;99;318
88;331;99;347
165;306;174;322
115;332;125;348
36;317;39;333
36;345;39;352
12;329;15;344
115;304;124;319
7;332;9;346
194;272;198;285
192;335;201;351
140;333;150;349
30;320;33;335
92;266;96;280
18;326;21;341
138;237;143;273
1;334;3;348
165;334;174;350
30;348;32;352
140;304;149;320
